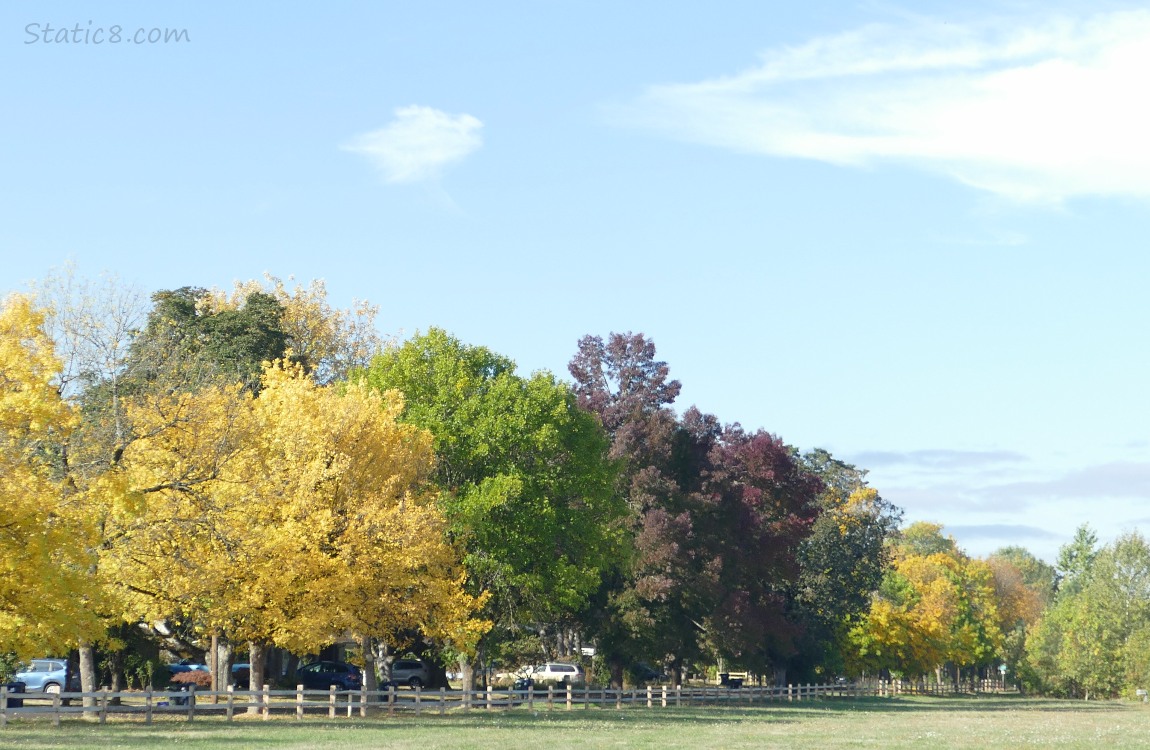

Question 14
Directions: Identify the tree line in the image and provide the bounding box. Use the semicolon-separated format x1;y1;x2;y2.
0;271;1141;698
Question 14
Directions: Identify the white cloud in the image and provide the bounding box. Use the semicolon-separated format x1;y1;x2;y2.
851;448;1028;469
618;10;1150;203
345;106;483;183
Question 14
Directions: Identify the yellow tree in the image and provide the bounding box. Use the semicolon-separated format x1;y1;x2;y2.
848;524;1003;682
113;363;487;691
0;295;104;657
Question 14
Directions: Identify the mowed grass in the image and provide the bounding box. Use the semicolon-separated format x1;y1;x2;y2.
3;694;1150;749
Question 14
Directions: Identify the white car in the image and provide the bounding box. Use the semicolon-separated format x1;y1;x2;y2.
530;663;585;686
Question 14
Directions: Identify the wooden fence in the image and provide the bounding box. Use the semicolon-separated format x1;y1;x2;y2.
0;678;1011;726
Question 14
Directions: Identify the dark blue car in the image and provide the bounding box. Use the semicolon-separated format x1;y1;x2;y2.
297;661;362;690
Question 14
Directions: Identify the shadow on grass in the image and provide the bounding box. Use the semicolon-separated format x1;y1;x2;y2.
1;694;1136;743
400;693;1137;726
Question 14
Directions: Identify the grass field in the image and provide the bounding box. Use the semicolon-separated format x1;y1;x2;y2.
3;694;1150;749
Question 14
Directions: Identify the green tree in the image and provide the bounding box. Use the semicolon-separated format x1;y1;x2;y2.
1028;531;1150;699
361;329;624;688
1056;524;1099;597
125;287;287;392
789;467;902;681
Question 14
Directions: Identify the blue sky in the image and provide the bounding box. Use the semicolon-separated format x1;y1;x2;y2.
4;1;1149;562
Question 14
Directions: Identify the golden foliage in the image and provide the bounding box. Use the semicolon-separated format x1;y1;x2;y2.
114;361;487;654
205;275;383;383
0;295;105;656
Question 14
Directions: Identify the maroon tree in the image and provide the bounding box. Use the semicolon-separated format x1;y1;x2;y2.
697;427;824;675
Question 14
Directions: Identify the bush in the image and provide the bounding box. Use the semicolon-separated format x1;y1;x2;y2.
170;670;213;689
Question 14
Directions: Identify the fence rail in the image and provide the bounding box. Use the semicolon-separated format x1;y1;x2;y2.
0;678;1012;726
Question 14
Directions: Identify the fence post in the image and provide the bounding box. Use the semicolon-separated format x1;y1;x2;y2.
528;684;534;711
676;684;682;707
1;686;7;728
415;685;422;717
329;685;336;719
615;688;622;710
566;682;573;710
439;687;446;716
585;684;590;711
547;684;554;711
296;684;304;720
646;685;652;708
360;684;367;718
262;684;270;720
187;684;196;722
388;684;396;718
661;685;667;708
486;685;493;710
99;688;109;724
226;685;235;722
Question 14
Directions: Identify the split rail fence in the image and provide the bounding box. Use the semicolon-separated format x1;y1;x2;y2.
0;677;1011;726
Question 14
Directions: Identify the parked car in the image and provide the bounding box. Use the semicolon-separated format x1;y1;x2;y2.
633;662;667;683
389;658;433;688
164;661;209;684
530;663;585;686
14;658;81;694
297;660;362;690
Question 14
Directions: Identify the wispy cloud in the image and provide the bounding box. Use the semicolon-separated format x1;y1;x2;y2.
852;448;1028;469
344;106;483;183
986;461;1150;499
947;523;1062;543
617;10;1150;203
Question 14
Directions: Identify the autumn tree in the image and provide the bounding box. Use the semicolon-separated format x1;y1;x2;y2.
26;269;150;702
44;275;378;691
110;362;486;693
695;426;824;677
569;332;829;685
0;294;105;657
568;332;687;686
986;546;1055;686
847;523;1002;683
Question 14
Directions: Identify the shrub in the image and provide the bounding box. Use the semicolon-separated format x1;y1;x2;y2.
170;670;213;688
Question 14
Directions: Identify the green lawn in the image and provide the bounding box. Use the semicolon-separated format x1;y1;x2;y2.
3;695;1149;749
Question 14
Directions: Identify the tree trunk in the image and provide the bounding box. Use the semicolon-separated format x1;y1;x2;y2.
79;642;97;713
459;655;475;694
217;639;233;688
108;661;124;705
608;653;624;690
248;641;267;714
210;633;219;694
360;635;378;697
